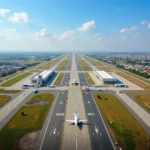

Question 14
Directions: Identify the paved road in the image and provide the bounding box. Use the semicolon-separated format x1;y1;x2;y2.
36;90;68;150
62;54;91;150
82;91;114;150
78;71;114;150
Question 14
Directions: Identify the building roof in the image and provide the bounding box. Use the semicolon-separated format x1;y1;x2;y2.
33;70;53;80
95;70;116;80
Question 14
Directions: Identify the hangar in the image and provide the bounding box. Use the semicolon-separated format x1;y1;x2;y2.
31;70;53;86
94;70;117;84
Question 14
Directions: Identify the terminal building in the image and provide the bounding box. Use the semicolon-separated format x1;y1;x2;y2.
31;70;53;86
94;70;118;84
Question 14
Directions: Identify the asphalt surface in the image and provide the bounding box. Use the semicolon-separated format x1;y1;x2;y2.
61;73;70;86
36;90;68;150
82;91;114;150
78;73;89;86
78;70;114;150
62;54;91;150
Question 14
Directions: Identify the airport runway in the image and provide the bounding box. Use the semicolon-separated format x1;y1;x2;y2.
82;91;114;150
36;90;68;150
62;54;91;150
78;73;89;86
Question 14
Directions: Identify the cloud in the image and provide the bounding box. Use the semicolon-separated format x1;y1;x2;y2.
120;26;138;33
140;20;149;24
0;9;10;17
120;28;129;33
9;12;29;23
94;33;99;37
7;28;16;32
148;23;150;28
98;37;102;41
78;20;95;31
0;32;3;36
94;33;102;40
130;26;138;31
35;28;50;37
59;30;75;39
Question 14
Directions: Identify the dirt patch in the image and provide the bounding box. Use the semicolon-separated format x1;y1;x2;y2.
19;130;40;150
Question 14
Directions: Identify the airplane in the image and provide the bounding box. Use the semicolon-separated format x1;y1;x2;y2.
63;112;87;125
70;79;80;85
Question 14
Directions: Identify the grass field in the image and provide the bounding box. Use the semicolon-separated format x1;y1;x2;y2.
94;94;149;150
84;73;95;85
0;80;2;83
5;72;21;80
54;73;64;85
36;55;64;70
27;93;55;104
56;55;70;71
116;71;150;90
134;94;150;111
56;60;69;71
0;95;11;108
0;89;21;93
1;72;32;87
84;56;112;71
77;56;91;71
0;93;55;150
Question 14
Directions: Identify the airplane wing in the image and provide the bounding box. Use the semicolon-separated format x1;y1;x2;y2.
64;120;75;123
80;120;88;122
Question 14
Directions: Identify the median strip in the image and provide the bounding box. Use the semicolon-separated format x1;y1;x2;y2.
54;73;64;85
1;72;32;87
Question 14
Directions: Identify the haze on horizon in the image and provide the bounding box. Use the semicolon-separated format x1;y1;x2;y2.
0;0;150;52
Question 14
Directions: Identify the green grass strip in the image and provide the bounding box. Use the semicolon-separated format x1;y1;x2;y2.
1;72;32;87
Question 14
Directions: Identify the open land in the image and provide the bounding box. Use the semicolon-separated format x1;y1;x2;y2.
0;95;11;108
1;72;32;87
54;73;64;85
84;73;95;85
94;93;150;150
0;93;55;150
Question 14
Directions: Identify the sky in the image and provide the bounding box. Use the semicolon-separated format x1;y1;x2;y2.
0;0;150;52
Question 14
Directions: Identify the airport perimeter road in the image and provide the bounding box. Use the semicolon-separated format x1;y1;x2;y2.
62;54;91;150
36;91;68;150
82;91;114;150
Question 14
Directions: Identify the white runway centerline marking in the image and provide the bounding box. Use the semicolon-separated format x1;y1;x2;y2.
76;137;78;150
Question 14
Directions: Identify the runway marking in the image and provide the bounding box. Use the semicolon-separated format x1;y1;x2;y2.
76;137;78;150
95;126;99;134
39;92;59;150
87;113;95;116
60;102;63;104
53;128;56;135
56;113;64;116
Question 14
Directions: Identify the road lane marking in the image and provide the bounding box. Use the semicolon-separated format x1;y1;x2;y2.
39;92;59;150
76;138;77;150
95;126;99;134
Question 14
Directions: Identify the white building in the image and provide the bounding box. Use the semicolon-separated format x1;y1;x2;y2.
31;70;53;85
94;70;117;84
